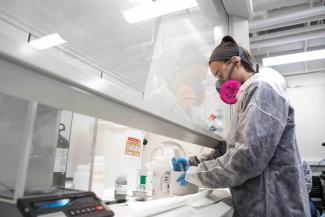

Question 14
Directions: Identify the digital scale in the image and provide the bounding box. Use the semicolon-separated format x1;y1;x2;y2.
0;190;114;217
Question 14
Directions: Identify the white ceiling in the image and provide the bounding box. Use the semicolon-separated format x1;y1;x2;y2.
249;0;325;79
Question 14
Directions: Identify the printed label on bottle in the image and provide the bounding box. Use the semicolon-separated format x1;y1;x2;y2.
140;184;146;190
140;175;146;190
161;173;170;193
115;184;127;194
54;148;68;173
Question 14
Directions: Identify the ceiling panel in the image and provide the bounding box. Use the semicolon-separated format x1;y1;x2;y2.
250;0;325;76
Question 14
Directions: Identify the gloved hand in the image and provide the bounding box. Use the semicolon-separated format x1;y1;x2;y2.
176;166;190;186
171;157;190;171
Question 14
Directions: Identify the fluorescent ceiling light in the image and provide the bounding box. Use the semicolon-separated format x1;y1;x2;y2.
29;33;66;50
263;49;325;66
123;0;199;24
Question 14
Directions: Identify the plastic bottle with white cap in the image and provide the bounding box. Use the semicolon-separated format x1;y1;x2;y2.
173;148;184;171
170;148;199;196
151;157;171;199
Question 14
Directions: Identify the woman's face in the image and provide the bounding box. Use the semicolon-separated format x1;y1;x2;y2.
210;60;230;81
210;60;242;81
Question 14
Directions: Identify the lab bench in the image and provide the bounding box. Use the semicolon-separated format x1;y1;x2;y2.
108;189;233;217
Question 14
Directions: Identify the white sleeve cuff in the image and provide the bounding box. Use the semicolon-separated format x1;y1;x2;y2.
185;166;205;187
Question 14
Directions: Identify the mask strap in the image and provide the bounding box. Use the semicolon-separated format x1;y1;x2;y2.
238;47;253;68
227;63;237;80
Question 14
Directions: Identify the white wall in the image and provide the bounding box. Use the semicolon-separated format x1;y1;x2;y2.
95;122;145;193
229;16;250;51
66;114;95;177
286;82;325;161
286;71;325;88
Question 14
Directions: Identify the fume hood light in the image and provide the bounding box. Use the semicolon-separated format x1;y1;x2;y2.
28;33;66;50
263;49;325;66
123;0;199;23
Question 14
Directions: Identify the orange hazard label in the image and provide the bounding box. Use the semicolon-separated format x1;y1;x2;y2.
124;137;141;157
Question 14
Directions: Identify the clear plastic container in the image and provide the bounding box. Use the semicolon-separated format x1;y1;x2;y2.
151;157;172;199
138;164;153;196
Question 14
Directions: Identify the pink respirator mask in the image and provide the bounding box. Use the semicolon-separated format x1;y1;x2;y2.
215;63;241;105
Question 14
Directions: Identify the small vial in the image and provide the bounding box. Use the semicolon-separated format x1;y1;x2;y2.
114;175;127;200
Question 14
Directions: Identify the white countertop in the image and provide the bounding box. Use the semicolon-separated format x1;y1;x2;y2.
107;189;233;217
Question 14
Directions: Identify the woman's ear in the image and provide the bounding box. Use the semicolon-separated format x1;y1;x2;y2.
231;56;241;69
231;56;241;63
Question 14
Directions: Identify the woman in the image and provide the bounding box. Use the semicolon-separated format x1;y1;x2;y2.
173;36;311;217
302;160;317;217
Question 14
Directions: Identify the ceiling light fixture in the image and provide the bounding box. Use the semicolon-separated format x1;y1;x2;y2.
28;33;66;50
263;49;325;66
123;0;199;24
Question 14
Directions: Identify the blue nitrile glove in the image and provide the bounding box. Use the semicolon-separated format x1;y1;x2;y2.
176;166;190;186
171;157;190;171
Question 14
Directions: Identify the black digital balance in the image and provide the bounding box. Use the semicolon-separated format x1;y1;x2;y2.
1;190;115;217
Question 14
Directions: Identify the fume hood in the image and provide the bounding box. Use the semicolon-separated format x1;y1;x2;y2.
0;0;245;147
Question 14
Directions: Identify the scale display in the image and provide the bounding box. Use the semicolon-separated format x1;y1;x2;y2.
33;199;71;210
